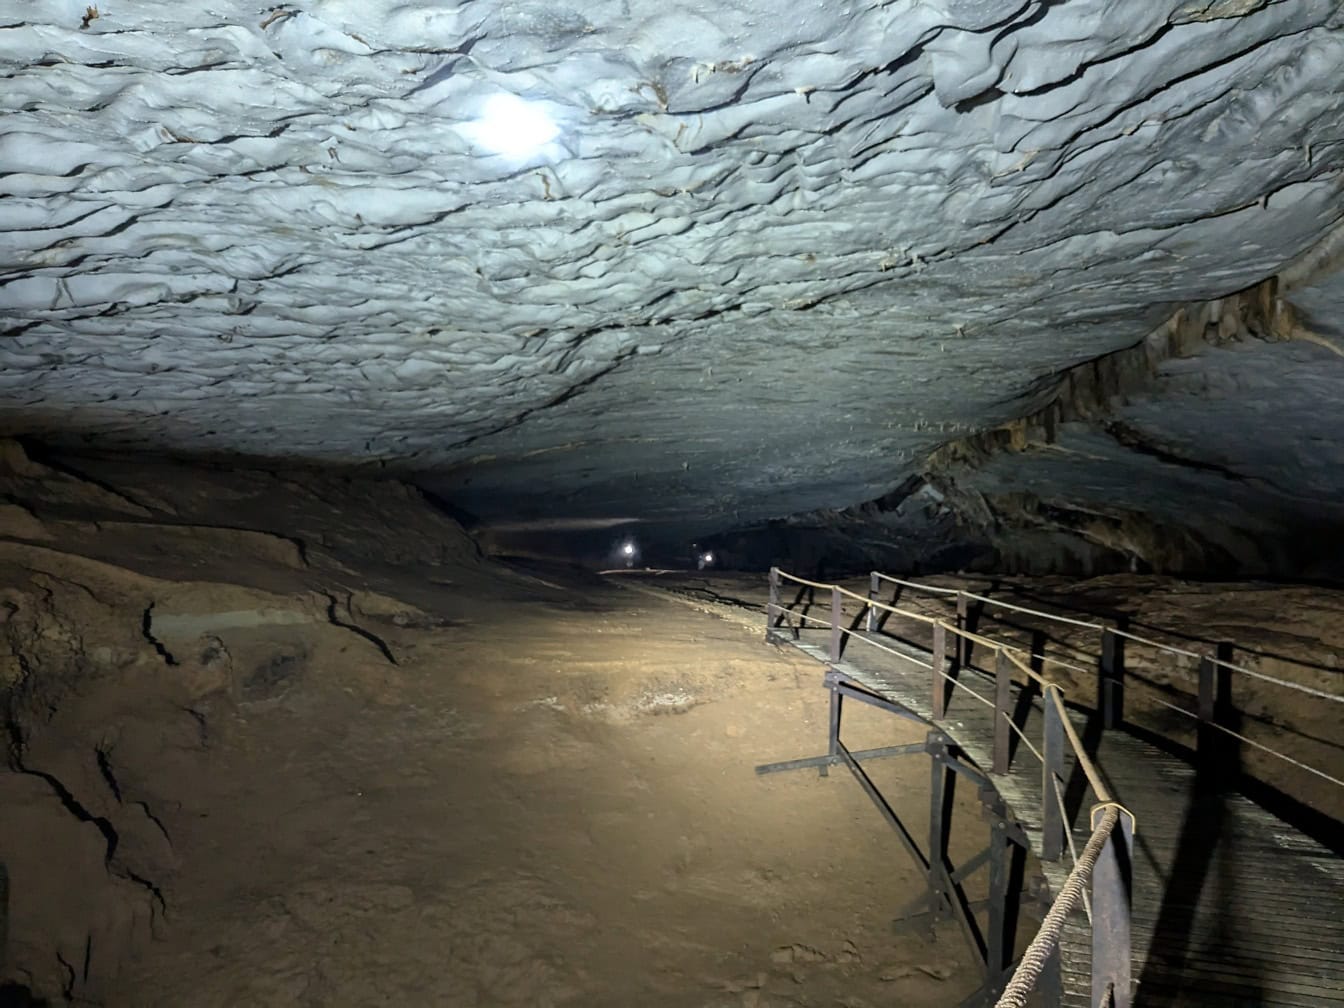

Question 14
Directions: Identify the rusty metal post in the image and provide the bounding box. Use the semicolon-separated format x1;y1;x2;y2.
1092;810;1133;1008
1100;628;1125;729
1197;653;1233;774
931;621;947;720
1030;627;1046;679
830;585;842;663
1042;686;1065;861
867;572;880;632
1041;944;1063;1008
994;649;1012;774
767;567;780;640
955;591;969;671
823;681;842;779
987;814;1009;997
1197;656;1215;729
927;733;951;933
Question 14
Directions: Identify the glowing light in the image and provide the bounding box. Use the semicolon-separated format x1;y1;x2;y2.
702;552;714;565
469;94;560;158
622;542;636;556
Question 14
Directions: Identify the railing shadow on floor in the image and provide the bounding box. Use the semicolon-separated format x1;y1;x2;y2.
1136;700;1262;1007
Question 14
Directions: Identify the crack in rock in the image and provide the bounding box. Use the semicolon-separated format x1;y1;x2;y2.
322;591;398;666
140;604;178;666
3;726;167;925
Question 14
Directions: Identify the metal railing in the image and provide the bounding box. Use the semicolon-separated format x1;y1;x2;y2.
869;572;1344;790
766;567;1344;1008
761;570;1108;1007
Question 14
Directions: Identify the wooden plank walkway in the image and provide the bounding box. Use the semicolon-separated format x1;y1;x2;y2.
779;622;1344;1007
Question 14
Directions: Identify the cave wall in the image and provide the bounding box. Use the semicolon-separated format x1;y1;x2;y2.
0;440;497;1000
730;268;1344;581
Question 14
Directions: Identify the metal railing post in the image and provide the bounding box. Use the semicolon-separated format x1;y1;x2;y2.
825;682;840;777
767;567;780;640
1091;809;1133;1008
1042;686;1065;860
955;590;968;671
927;733;951;931
1197;654;1232;774
993;649;1011;774
987;809;1010;997
931;621;947;720
829;585;842;663
1100;628;1125;729
867;572;881;632
1197;656;1215;724
1041;945;1063;1008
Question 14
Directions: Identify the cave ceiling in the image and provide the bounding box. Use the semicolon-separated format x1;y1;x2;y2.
2;1;1343;545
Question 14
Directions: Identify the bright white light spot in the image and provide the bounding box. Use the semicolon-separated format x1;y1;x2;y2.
702;552;714;565
622;542;635;556
471;94;559;157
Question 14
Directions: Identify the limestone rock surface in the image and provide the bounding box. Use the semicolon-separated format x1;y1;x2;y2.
2;1;1343;545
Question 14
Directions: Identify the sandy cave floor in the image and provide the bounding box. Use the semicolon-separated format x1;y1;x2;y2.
0;445;992;1008
5;444;1341;1006
109;580;987;1008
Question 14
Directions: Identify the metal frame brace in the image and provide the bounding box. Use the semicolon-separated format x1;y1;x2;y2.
755;669;1037;1007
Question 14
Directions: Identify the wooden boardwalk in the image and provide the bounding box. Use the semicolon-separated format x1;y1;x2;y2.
778;620;1344;1008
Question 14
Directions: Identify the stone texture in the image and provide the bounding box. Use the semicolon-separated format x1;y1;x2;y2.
2;2;1343;548
720;278;1344;579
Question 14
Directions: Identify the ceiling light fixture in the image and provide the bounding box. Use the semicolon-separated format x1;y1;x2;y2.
469;94;560;158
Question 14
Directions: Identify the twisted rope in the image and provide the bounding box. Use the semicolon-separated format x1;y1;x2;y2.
995;806;1120;1008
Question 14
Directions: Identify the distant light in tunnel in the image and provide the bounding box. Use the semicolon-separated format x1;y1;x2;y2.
617;538;640;569
470;94;560;158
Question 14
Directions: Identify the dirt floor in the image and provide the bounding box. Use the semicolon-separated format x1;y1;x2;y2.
3;441;1340;1006
1;443;991;1007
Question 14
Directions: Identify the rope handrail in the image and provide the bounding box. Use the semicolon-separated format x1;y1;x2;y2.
772;569;1342;796
1048;686;1112;805
773;587;1052;692
772;569;1112;804
1002;648;1047;688
960;592;1103;630
873;572;1104;629
1146;694;1344;790
1050;773;1091;924
1108;626;1202;659
1211;661;1344;704
862;571;1344;704
848;628;1001;710
873;572;963;596
778;599;1003;711
771;568;1134;1008
771;570;1344;1007
775;569;1052;663
995;807;1120;1008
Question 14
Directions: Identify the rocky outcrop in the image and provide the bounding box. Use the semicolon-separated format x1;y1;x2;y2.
705;264;1344;580
915;272;1344;579
0;440;496;1001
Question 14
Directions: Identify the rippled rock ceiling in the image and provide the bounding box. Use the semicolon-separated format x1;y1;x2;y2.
2;1;1343;563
